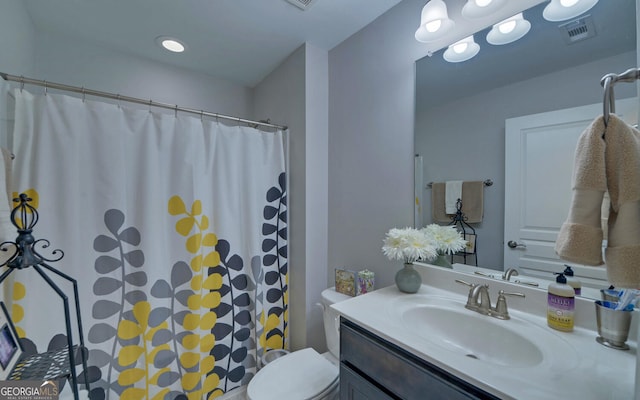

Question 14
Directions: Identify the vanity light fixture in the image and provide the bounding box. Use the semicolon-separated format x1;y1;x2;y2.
461;0;507;19
542;0;599;22
486;13;531;45
156;36;186;53
443;35;480;63
415;0;455;43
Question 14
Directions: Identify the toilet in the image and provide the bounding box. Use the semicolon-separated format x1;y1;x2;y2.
246;287;351;400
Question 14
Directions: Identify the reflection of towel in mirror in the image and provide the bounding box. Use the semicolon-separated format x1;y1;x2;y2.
555;115;640;288
432;181;484;223
445;180;462;214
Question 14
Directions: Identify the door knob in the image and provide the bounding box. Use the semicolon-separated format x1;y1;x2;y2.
507;240;526;249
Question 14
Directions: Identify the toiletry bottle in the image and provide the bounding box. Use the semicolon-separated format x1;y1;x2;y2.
547;273;575;332
563;265;582;296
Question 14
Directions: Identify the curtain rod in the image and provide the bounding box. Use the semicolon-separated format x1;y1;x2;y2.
0;72;288;131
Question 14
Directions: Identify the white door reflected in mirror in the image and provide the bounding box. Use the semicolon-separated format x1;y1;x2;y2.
503;98;638;288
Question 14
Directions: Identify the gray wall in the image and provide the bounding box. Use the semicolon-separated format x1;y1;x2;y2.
415;51;637;269
0;0;36;77
254;43;330;352
32;32;253;117
328;0;431;288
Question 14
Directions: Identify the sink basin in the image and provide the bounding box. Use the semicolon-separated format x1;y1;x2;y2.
393;295;577;368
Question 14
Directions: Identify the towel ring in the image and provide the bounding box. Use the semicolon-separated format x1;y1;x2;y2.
601;68;640;128
601;73;616;127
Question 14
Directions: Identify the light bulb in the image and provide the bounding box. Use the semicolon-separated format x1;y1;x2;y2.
498;20;516;34
156;36;186;53
462;0;506;19
443;35;479;63
560;0;579;7
415;0;454;43
453;42;468;54
475;0;492;7
543;0;599;22
487;13;530;45
162;39;185;53
425;19;442;33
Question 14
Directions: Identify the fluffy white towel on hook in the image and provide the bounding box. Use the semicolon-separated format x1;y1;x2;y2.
445;180;462;214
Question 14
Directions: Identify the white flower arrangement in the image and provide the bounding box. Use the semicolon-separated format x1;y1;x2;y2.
382;227;437;264
382;225;468;264
421;224;468;255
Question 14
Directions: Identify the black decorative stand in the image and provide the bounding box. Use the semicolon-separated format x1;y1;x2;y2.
448;199;478;266
0;194;89;399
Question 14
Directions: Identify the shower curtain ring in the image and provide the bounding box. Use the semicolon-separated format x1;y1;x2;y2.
148;99;153;113
44;81;48;95
116;94;121;108
175;105;178;118
19;76;24;92
200;110;204;121
81;87;86;102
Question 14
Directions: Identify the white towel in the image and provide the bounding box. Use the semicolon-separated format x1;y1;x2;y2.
445;180;462;214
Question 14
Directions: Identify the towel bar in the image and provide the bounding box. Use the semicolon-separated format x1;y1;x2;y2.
427;179;493;188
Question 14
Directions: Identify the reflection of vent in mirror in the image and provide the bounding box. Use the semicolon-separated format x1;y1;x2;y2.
558;15;596;44
285;0;318;10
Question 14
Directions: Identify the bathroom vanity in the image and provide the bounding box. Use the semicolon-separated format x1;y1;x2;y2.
340;318;498;399
332;263;636;399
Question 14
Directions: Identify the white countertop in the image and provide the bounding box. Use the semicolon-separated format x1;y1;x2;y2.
332;263;636;400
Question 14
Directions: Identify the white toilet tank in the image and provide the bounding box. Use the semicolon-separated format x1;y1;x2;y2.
320;287;352;359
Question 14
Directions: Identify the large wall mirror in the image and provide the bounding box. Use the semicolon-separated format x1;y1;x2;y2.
414;0;637;297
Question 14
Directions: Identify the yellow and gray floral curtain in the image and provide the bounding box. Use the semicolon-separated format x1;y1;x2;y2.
4;89;288;399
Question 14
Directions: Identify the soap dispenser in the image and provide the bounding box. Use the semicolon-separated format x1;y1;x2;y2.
547;273;575;332
563;265;582;296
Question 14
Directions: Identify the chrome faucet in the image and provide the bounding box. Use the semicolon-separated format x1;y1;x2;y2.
502;268;519;281
455;279;525;320
491;290;526;320
468;284;491;315
455;280;491;315
502;267;539;287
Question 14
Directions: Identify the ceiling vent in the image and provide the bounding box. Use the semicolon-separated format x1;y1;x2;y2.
558;15;596;45
285;0;319;11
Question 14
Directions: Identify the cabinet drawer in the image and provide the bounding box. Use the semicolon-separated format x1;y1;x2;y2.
340;318;498;400
340;364;395;400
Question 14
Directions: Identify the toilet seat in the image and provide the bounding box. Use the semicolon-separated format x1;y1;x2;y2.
247;348;338;400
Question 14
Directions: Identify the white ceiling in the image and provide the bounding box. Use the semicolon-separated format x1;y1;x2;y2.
23;0;403;88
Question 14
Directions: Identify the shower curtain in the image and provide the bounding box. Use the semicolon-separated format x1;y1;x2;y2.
4;88;289;400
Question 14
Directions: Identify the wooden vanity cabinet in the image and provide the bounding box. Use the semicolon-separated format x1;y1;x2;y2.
339;318;500;400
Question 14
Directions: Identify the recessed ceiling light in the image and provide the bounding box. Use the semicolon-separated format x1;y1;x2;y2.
156;36;186;53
